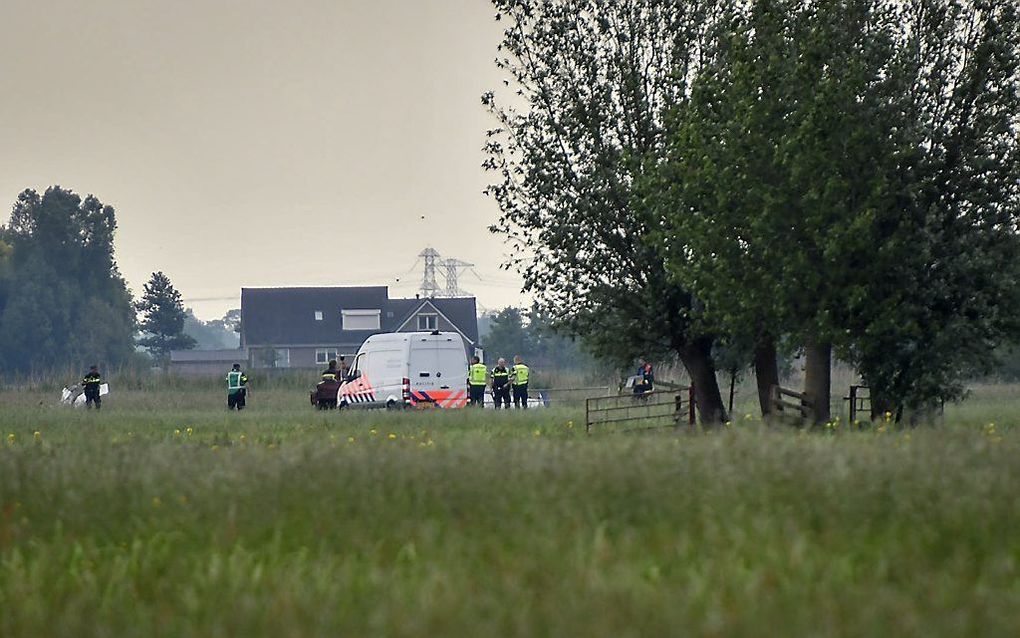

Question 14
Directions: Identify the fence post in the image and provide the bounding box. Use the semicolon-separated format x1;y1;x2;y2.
688;384;696;429
848;385;858;424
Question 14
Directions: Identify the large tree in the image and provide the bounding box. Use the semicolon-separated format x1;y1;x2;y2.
658;0;1020;421
484;0;731;423
0;187;136;372
846;0;1020;417
136;272;196;362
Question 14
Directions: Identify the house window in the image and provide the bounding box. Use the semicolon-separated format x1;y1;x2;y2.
417;313;438;331
314;311;324;321
315;348;340;365
341;309;381;331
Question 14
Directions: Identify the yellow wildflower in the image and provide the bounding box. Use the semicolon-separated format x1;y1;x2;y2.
6;433;14;444
186;427;194;436
33;431;42;442
388;433;397;440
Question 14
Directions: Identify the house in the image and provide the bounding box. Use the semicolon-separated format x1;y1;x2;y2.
240;286;479;368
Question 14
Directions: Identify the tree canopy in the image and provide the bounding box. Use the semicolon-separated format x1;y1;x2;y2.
659;0;1020;418
0;186;136;373
482;306;594;370
486;0;1020;422
485;0;732;422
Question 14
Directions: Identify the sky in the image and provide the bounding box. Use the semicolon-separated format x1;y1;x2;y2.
0;0;524;320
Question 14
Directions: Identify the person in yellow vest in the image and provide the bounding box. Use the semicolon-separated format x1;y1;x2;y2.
510;355;530;409
467;355;488;407
226;363;249;411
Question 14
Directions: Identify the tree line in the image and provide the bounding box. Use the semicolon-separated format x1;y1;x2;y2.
482;306;595;371
0;186;201;375
484;0;1020;423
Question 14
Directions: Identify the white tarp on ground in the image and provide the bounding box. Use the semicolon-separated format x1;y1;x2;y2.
60;384;109;407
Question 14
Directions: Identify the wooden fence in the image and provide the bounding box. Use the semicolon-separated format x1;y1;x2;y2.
770;385;815;421
585;387;696;433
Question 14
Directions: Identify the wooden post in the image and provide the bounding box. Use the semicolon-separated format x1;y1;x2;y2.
728;367;736;416
688;384;696;429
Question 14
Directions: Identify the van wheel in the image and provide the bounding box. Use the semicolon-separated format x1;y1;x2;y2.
386;400;399;410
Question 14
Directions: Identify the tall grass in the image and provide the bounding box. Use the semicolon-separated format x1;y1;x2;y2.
1;386;1019;637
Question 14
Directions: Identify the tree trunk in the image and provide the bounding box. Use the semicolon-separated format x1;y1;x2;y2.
753;339;780;419
678;337;727;426
803;340;832;425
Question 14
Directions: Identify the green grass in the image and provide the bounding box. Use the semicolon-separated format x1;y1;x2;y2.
1;385;1019;637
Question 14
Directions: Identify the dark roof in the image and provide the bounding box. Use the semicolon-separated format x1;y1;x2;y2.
241;287;478;346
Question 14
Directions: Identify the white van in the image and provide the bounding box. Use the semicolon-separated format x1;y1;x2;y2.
337;331;469;409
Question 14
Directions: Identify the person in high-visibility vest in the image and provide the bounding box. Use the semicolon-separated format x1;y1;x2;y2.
510;355;530;409
467;356;488;407
226;363;249;411
491;357;511;409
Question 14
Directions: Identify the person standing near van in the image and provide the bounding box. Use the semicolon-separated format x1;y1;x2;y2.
510;355;530;409
491;358;511;409
322;359;339;381
226;363;249;410
468;356;488;407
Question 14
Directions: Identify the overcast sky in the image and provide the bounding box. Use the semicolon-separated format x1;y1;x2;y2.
0;0;524;320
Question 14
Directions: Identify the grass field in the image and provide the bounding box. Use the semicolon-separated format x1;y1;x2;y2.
1;383;1019;637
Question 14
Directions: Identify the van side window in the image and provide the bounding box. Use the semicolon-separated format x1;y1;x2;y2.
348;353;365;380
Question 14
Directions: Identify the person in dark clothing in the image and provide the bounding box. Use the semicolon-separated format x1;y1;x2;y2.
633;359;655;395
82;365;102;409
322;359;340;381
312;360;340;409
491;357;511;409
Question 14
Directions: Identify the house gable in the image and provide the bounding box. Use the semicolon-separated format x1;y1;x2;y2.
393;300;475;345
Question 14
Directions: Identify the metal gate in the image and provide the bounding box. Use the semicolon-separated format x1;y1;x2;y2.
845;385;871;424
585;387;696;433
